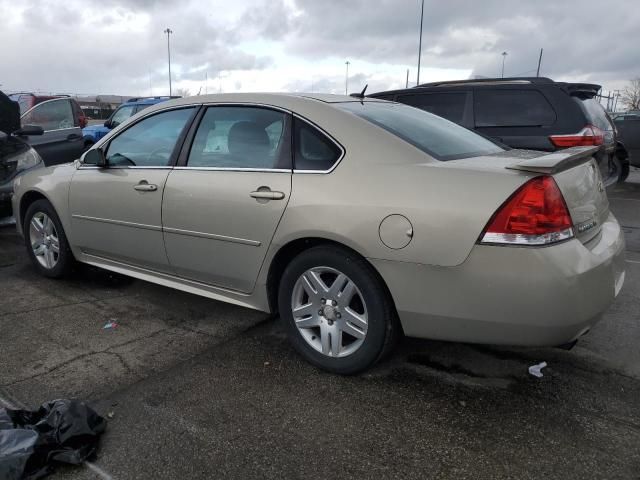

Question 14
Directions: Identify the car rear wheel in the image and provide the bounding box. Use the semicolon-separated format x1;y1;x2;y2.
24;199;74;278
278;245;398;374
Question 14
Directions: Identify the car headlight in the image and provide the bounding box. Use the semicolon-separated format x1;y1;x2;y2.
16;148;44;171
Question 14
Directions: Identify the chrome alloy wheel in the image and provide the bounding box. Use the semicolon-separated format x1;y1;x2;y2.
291;266;369;358
29;212;60;269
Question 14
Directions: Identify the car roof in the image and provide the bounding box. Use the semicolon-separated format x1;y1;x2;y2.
137;92;386;114
370;77;602;98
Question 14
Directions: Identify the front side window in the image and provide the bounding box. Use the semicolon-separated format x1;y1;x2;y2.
21;99;74;131
105;107;194;167
338;101;503;161
110;105;136;128
474;90;556;127
187;106;289;169
397;92;468;124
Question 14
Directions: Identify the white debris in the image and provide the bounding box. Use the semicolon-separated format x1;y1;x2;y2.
528;362;548;378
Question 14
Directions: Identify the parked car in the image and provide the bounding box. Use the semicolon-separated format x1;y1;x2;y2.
0;91;45;218
369;77;630;185
82;96;180;149
18;97;86;166
12;94;625;374
614;114;640;167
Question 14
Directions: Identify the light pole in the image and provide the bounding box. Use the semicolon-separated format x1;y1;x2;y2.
345;61;350;95
501;51;508;78
164;28;173;96
417;0;424;86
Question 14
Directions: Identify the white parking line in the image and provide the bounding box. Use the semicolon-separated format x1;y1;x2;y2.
0;393;116;480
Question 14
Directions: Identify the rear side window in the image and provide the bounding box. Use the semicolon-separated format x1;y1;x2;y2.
474;90;556;127
338;102;503;161
293;120;341;171
187;106;289;169
579;98;613;132
397;92;467;123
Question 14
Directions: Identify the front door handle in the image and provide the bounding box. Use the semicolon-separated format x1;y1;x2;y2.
134;181;158;192
250;189;285;200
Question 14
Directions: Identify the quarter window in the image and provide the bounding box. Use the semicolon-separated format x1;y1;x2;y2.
397;92;468;123
293;119;341;171
21;99;74;131
187;107;289;169
105;107;194;167
474;90;556;127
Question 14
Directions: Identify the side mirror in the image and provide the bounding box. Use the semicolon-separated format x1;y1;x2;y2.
13;125;44;137
82;148;108;167
103;120;112;128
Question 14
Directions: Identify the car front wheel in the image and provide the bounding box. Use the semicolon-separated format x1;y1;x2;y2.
24;199;75;278
278;245;398;374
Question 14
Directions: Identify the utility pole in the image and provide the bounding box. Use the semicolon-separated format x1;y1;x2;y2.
501;51;508;78
416;0;424;86
164;28;173;96
406;69;410;88
345;61;350;95
536;48;543;77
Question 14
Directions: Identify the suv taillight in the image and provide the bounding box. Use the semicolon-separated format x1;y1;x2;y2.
479;176;574;246
549;124;604;148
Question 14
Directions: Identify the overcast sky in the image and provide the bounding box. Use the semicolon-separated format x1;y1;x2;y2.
1;0;639;98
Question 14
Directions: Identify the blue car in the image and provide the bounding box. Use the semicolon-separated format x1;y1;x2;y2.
82;96;179;149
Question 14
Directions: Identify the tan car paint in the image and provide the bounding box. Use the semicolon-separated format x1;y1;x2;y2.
12;93;626;347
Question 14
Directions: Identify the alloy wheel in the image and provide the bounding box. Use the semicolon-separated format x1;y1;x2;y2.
291;266;369;358
29;212;60;270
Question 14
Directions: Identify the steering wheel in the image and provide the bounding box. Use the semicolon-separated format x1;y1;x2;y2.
146;147;173;165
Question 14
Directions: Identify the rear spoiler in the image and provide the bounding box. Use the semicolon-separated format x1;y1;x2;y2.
506;146;599;175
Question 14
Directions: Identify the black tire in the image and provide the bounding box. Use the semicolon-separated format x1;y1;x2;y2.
618;159;630;183
23;199;75;278
278;245;399;375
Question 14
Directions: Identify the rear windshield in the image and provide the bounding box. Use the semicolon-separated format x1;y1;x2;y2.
579;98;613;132
337;101;503;161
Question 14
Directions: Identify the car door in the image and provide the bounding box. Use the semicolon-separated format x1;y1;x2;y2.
162;105;292;293
20;98;84;166
69;106;197;272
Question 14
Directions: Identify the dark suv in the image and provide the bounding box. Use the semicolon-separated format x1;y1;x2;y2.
370;77;629;184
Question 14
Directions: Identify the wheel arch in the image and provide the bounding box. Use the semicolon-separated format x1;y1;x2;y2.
19;190;50;230
265;237;400;326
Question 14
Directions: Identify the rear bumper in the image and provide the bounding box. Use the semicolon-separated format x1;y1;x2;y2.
370;212;626;346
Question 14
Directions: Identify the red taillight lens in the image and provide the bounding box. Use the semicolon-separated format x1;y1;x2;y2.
79;115;88;128
480;176;574;246
549;125;604;148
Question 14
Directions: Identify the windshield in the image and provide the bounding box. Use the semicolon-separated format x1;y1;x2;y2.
337;101;504;161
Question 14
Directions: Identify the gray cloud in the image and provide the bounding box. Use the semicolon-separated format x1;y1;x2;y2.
0;0;638;97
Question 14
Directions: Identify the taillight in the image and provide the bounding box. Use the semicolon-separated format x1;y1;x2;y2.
79;115;88;128
479;176;574;246
549;125;604;148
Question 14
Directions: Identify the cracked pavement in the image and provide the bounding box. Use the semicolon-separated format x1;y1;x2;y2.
1;169;639;479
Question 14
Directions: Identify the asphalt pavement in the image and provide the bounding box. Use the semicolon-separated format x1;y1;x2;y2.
1;170;639;479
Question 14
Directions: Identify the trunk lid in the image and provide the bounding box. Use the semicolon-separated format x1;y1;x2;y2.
506;146;609;244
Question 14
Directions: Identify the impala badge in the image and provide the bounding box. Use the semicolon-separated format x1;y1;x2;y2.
577;220;598;233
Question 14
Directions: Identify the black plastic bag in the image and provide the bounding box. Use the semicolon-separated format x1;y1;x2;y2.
0;399;106;480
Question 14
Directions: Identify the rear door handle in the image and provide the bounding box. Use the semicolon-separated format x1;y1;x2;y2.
250;190;285;200
134;181;158;192
67;134;82;141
